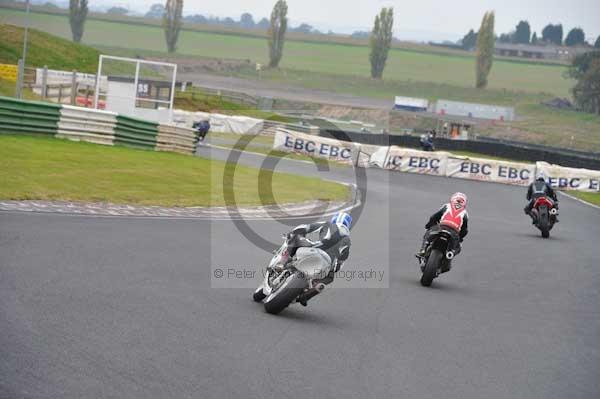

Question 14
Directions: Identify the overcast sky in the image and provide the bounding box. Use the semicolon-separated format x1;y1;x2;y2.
89;0;600;42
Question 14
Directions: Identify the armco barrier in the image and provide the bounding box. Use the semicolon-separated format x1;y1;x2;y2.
0;96;196;157
156;124;197;155
57;105;117;146
0;96;61;136
114;115;158;150
321;130;600;171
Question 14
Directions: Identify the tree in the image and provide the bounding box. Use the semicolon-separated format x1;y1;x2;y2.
257;17;270;29
596;36;600;48
293;23;313;34
475;11;495;89
498;32;512;43
461;29;477;50
569;52;600;114
565;27;585;46
185;14;207;24
267;0;288;68
69;0;88;43
351;31;370;40
146;3;165;19
369;7;394;79
567;51;600;80
514;20;531;44
106;6;129;15
222;17;236;26
542;23;563;45
163;0;183;53
240;13;255;29
531;32;538;44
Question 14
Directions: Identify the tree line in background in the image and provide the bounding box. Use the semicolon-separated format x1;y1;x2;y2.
145;3;326;34
463;20;599;50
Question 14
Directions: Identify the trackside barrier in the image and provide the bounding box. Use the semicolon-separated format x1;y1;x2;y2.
0;96;197;156
273;128;357;164
0;96;60;136
156;124;197;155
114;115;158;150
273;129;600;193
536;162;600;192
374;146;451;177
57;105;117;146
446;156;535;186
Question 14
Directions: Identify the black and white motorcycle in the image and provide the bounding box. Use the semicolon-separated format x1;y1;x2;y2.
253;234;332;314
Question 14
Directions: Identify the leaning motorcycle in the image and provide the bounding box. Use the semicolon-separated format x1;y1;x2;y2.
419;228;458;287
253;234;332;314
531;196;557;238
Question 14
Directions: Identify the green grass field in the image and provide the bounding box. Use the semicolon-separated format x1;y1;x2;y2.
0;22;99;72
0;8;572;96
0;135;348;207
0;77;39;99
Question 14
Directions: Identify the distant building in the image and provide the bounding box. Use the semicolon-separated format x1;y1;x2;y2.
434;99;514;121
494;42;593;60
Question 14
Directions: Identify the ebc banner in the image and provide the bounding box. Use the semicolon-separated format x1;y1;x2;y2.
536;162;600;192
273;129;356;164
380;146;449;176
446;156;535;186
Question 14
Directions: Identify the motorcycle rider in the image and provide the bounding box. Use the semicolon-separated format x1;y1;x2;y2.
416;193;469;270
286;212;352;306
524;173;558;224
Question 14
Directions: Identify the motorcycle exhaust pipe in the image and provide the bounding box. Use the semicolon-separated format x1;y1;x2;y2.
550;208;558;215
314;283;326;293
445;251;455;260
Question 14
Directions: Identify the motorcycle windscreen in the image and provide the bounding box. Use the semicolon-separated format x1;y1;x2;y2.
294;247;332;279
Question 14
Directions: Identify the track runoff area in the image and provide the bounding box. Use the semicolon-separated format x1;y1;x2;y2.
1;141;598;399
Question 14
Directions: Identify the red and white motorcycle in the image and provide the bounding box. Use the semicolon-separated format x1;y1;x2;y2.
531;196;558;238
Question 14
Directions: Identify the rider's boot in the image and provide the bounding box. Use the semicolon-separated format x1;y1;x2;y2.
297;282;326;307
415;239;428;259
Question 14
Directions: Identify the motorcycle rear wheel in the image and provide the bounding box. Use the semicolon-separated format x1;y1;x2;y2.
421;249;442;287
539;209;550;238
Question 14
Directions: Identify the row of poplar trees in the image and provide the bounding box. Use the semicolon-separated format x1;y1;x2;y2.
67;1;498;89
67;0;184;53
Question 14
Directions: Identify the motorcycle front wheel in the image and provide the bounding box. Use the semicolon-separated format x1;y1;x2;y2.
253;287;267;302
421;249;442;287
264;272;308;314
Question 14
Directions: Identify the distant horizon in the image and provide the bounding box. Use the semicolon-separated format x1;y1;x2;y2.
22;0;600;43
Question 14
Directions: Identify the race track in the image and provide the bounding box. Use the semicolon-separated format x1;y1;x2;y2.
1;147;599;399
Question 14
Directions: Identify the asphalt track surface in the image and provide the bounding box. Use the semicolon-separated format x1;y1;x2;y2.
1;147;599;399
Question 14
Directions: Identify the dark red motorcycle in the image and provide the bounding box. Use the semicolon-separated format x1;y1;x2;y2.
532;196;558;238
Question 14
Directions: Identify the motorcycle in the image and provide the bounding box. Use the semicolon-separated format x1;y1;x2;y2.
253;234;332;314
531;196;558;238
418;227;458;287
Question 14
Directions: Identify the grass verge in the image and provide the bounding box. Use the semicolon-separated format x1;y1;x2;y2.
174;88;296;122
0;134;349;207
567;191;600;207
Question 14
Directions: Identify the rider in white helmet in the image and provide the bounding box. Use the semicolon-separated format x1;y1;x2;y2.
287;212;352;306
524;172;558;223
